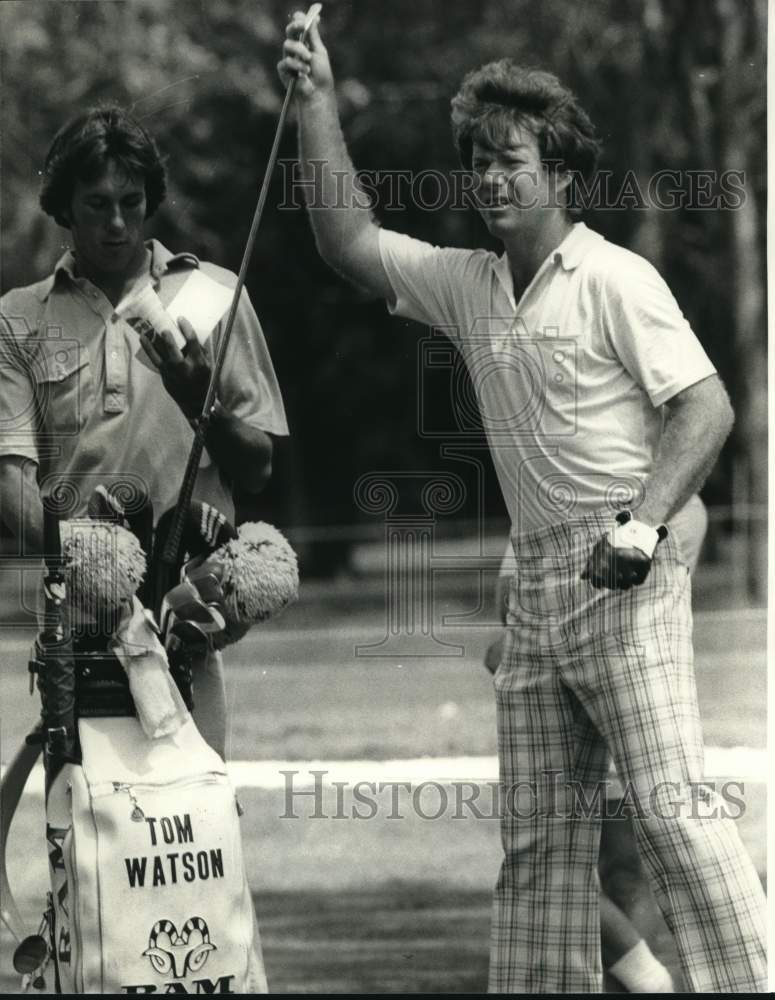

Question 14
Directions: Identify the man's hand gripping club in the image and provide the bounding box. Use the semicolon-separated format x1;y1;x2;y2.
278;7;331;99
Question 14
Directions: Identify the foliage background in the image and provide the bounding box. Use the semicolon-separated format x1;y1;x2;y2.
0;0;766;587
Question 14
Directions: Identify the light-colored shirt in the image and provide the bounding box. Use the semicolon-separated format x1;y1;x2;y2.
378;222;717;535
0;240;288;524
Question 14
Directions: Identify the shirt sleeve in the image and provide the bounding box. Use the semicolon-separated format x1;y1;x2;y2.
378;228;483;330
213;287;289;436
0;310;40;463
601;255;717;407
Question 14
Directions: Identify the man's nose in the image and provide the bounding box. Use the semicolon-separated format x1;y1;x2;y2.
476;165;506;201
483;163;502;183
107;205;127;232
481;162;508;190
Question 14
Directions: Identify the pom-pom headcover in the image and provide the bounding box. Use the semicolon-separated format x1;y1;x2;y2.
60;519;146;615
212;521;299;625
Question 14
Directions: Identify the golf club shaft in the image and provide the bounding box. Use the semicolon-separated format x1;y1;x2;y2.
162;3;321;567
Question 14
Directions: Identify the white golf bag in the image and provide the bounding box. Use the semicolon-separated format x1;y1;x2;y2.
4;499;273;994
45;716;266;994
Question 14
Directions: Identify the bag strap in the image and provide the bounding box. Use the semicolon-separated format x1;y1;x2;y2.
0;301;57;944
0;732;42;943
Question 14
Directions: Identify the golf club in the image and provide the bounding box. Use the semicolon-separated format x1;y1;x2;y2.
161;2;322;569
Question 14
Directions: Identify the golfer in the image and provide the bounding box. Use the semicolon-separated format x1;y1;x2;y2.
279;13;766;994
0;106;289;757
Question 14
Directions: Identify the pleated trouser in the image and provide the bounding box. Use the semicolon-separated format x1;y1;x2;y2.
488;513;767;993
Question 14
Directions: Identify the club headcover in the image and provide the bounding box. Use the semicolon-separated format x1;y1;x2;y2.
159;502;238;654
214;521;299;627
59;518;146;624
160;510;298;654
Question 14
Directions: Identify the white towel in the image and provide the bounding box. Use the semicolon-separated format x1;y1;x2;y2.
110;596;190;739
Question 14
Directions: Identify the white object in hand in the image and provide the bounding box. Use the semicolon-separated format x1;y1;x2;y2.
115;282;184;351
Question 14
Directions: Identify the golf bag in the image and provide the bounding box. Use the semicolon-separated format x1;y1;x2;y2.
12;499;268;994
44;719;266;994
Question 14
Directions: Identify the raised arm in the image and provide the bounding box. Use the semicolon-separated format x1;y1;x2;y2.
278;10;392;300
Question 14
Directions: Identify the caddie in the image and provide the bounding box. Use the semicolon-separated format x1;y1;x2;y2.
278;14;766;994
0;105;289;757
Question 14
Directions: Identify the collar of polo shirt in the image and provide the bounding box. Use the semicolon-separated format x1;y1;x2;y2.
549;222;601;271
491;222;604;307
35;240;201;302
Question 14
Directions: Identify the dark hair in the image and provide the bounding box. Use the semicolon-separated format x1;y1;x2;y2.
40;105;167;226
451;61;601;213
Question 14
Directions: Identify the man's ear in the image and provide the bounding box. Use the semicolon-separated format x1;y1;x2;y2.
554;169;572;193
551;169;573;210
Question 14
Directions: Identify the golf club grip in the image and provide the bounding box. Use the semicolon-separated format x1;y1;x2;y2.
42;499;63;578
40;501;63;634
161;422;207;565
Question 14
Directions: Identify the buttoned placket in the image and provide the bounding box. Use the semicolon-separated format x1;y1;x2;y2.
490;250;560;354
490;223;594;332
72;278;129;414
104;306;127;413
483;251;582;449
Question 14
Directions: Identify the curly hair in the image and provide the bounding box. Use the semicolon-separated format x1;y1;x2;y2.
451;61;601;213
40;105;167;227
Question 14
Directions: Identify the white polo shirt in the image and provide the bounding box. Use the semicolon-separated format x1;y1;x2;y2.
378;223;716;535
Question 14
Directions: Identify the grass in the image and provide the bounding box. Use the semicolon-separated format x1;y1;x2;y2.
2;606;763;763
258;885;492;994
1;778;765;993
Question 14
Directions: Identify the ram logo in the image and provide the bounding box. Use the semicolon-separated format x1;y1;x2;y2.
143;917;216;979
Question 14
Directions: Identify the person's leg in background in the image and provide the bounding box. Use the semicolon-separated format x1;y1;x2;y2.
599;818;674;993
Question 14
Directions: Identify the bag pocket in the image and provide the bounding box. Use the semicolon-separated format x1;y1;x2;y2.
61;717;263;994
89;772;250;993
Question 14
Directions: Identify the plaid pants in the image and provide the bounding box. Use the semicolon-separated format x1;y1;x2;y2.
489;513;767;993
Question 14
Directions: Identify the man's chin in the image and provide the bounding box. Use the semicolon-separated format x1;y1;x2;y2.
481;210;517;234
96;243;145;273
